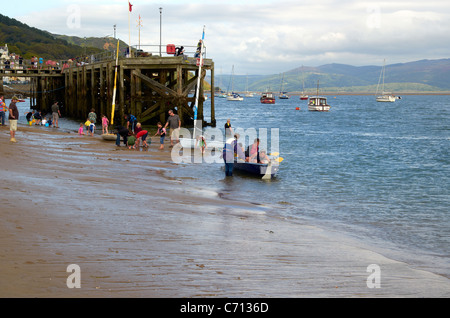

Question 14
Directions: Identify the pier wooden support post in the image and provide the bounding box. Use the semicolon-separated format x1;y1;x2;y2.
210;62;216;127
90;66;96;115
119;61;125;125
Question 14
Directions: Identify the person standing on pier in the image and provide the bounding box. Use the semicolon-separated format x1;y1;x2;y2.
8;96;19;143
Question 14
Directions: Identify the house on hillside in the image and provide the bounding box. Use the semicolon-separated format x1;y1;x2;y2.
0;43;29;84
0;44;9;60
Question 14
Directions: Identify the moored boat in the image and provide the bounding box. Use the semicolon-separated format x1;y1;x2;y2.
260;92;276;104
308;96;331;112
227;92;244;101
376;59;400;102
308;81;330;111
279;92;290;99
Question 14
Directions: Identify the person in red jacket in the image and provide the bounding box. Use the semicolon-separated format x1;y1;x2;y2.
136;129;149;148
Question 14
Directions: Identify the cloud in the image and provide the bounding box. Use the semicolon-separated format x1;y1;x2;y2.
15;0;450;75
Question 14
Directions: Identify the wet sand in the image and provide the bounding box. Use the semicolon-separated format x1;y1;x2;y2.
1;125;449;298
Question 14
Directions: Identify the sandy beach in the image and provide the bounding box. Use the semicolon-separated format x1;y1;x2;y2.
0;124;449;298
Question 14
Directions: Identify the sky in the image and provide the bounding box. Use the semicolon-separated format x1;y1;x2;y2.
4;0;450;75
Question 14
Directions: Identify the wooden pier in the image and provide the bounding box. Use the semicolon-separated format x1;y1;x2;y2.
0;55;216;128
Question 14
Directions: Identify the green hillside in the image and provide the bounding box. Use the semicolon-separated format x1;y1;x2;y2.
0;14;102;60
54;34;129;54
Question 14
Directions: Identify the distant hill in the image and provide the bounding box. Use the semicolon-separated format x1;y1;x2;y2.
0;14;104;60
212;59;450;93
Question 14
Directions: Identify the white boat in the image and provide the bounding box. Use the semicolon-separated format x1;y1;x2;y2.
376;59;399;102
278;73;290;99
308;96;331;111
244;74;254;97
179;137;224;150
308;81;330;112
226;65;244;101
376;94;396;102
227;92;244;101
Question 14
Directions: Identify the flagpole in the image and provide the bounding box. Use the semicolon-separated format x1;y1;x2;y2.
128;1;132;57
128;6;130;57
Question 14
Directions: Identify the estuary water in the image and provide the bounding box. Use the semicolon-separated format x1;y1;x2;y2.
199;94;449;278
11;94;450;279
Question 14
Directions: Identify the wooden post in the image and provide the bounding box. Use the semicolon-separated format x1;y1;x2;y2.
210;62;216;127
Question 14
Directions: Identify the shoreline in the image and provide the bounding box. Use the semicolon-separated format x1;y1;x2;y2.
1;125;449;297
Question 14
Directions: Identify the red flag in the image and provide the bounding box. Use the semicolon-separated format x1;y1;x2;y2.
129;1;133;12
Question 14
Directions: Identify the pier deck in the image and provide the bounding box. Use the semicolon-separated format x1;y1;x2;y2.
0;55;215;127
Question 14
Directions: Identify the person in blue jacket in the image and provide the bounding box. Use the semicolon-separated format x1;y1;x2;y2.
222;133;246;177
125;114;137;133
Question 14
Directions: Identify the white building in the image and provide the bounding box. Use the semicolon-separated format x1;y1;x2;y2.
0;44;9;60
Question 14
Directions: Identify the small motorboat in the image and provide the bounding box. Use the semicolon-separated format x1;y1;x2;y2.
233;160;279;179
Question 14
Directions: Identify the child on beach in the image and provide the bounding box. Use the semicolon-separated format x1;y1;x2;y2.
78;123;84;135
102;114;109;134
84;119;91;135
196;135;207;154
127;134;136;149
89;121;95;136
155;122;166;150
24;111;33;125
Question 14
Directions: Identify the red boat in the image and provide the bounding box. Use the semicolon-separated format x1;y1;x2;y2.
260;92;275;104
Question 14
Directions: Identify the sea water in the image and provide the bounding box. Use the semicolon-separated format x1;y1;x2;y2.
10;95;450;278
200;94;450;279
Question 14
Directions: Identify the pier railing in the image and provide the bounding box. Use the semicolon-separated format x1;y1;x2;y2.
0;43;206;76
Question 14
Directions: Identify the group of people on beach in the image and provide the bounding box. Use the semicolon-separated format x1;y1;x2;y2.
79;108;105;137
115;110;180;151
23;101;61;128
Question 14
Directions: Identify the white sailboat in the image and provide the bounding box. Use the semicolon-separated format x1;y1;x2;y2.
376;59;397;102
300;65;308;100
278;73;290;99
227;65;243;101
244;74;254;97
